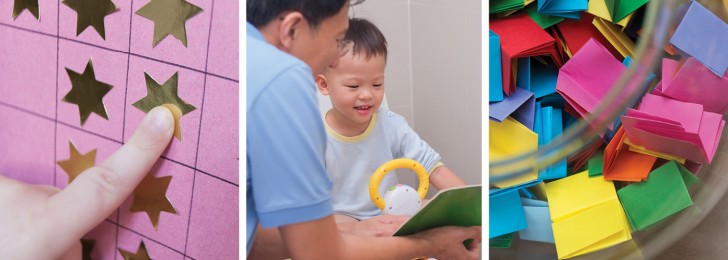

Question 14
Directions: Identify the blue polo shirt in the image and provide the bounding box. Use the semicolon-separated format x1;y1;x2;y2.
246;22;333;255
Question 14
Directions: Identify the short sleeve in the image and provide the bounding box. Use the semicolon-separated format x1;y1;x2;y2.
386;111;442;174
247;64;333;228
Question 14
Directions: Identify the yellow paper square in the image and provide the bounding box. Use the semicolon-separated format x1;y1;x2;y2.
552;199;632;259
544;171;617;222
592;17;635;58
587;0;634;27
490;117;538;188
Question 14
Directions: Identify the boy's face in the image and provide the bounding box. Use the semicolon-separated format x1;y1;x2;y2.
320;52;386;127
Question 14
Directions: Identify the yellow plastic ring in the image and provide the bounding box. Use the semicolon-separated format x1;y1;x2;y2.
369;158;430;210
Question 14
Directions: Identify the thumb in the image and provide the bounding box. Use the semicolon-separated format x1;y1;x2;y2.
48;106;174;243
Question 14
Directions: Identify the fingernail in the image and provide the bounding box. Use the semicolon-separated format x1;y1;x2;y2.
149;107;173;133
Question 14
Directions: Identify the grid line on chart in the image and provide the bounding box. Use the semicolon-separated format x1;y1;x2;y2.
0;22;239;83
2;2;237;256
185;0;215;254
53;0;60;189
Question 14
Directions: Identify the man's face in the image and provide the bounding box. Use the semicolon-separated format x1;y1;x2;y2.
290;5;350;76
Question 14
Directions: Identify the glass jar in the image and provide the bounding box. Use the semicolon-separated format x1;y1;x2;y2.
490;0;728;258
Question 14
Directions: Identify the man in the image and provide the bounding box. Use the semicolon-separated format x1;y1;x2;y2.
246;0;481;259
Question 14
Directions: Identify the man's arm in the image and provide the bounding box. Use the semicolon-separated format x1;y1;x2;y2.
281;215;481;260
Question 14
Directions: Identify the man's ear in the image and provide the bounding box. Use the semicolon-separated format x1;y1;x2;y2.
278;12;306;51
316;75;330;95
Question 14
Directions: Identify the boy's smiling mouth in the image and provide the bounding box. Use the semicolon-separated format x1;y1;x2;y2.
354;105;373;115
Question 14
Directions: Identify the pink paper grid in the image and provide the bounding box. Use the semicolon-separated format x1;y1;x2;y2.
0;0;238;258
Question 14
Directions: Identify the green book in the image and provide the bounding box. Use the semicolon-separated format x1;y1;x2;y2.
394;185;482;236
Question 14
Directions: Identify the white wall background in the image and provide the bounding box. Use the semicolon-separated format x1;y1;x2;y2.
320;0;482;196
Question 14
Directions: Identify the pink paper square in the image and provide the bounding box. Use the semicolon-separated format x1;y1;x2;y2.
82;221;118;260
0;26;57;118
117;227;184;259
0;0;58;35
197;76;238;184
186;172;238;259
0;105;54;186
58;0;132;52
124;56;204;167
129;0;212;71
206;0;238;80
118;158;194;253
57;39;128;142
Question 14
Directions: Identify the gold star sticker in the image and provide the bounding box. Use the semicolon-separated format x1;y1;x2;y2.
132;72;196;141
62;0;118;40
81;239;95;260
135;0;202;47
12;0;39;20
62;59;113;126
119;240;151;260
129;173;177;230
57;141;96;184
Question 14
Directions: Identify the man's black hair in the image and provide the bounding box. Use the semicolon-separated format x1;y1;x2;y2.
247;0;365;28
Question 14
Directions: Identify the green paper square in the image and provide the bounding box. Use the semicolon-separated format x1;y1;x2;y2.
588;150;605;177
490;232;515;248
616;161;694;231
524;3;564;29
490;0;525;14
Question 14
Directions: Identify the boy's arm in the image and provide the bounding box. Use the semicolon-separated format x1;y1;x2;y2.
430;165;466;190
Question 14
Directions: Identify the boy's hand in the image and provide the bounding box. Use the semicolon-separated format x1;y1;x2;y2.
339;214;410;237
0;106;174;259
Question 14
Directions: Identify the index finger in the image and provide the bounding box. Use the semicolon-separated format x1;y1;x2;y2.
47;106;174;241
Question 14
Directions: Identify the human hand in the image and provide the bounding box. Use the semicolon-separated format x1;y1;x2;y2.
0;106;174;259
411;226;482;260
338;214;410;237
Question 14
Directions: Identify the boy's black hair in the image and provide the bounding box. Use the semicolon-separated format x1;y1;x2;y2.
345;18;388;61
247;0;365;29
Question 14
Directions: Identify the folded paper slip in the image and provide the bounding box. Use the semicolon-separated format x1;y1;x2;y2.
669;0;728;77
660;57;728;114
602;126;656;182
556;13;621;59
617;161;697;231
544;171;631;259
491;13;563;96
537;0;586;19
490;117;539;188
556;38;625;130
621;94;725;163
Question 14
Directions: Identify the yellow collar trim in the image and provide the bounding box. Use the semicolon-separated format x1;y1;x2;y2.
324;112;378;143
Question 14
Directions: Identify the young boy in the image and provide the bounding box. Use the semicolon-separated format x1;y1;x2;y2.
316;18;466;222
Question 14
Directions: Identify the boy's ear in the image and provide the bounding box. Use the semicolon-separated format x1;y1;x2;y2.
278;12;305;51
316;75;330;95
